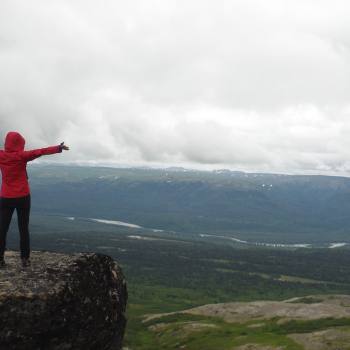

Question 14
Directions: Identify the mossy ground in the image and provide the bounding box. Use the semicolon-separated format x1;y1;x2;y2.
124;285;350;350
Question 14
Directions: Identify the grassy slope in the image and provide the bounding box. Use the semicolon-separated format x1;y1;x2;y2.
126;298;350;349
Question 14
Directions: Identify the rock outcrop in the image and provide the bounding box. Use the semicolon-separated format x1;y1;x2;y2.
184;295;350;323
0;250;127;350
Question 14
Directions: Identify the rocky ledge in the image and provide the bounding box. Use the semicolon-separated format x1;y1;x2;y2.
0;250;127;350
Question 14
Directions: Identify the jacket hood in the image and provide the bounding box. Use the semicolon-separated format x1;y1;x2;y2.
4;131;25;152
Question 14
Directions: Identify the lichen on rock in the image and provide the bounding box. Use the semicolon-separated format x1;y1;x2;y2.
0;250;127;350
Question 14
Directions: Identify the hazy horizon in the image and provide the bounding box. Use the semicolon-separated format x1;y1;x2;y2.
31;160;350;178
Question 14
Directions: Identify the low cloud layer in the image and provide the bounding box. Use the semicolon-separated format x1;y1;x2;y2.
1;0;350;174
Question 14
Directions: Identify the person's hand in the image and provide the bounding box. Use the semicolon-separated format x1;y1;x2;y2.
60;142;70;151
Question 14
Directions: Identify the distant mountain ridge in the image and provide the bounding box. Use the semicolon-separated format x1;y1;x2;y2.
25;164;350;243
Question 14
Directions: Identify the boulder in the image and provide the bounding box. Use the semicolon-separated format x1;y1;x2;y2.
0;250;127;350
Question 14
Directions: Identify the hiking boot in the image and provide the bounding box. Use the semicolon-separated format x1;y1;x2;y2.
0;258;5;268
21;258;31;268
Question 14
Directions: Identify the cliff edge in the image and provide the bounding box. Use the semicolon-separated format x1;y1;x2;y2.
0;250;127;350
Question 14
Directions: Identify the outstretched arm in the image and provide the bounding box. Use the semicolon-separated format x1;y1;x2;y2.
21;142;69;162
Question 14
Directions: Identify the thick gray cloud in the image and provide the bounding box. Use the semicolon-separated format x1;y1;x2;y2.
1;0;350;174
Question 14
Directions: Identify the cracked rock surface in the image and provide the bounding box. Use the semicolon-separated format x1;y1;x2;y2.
0;250;127;350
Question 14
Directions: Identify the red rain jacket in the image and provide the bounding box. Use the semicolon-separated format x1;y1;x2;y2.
0;131;62;198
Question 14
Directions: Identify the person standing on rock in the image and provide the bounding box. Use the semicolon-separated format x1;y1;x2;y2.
0;131;69;268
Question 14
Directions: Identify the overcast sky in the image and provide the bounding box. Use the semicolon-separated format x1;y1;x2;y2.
1;0;349;174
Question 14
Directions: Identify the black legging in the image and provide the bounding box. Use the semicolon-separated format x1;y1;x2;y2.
0;195;31;259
